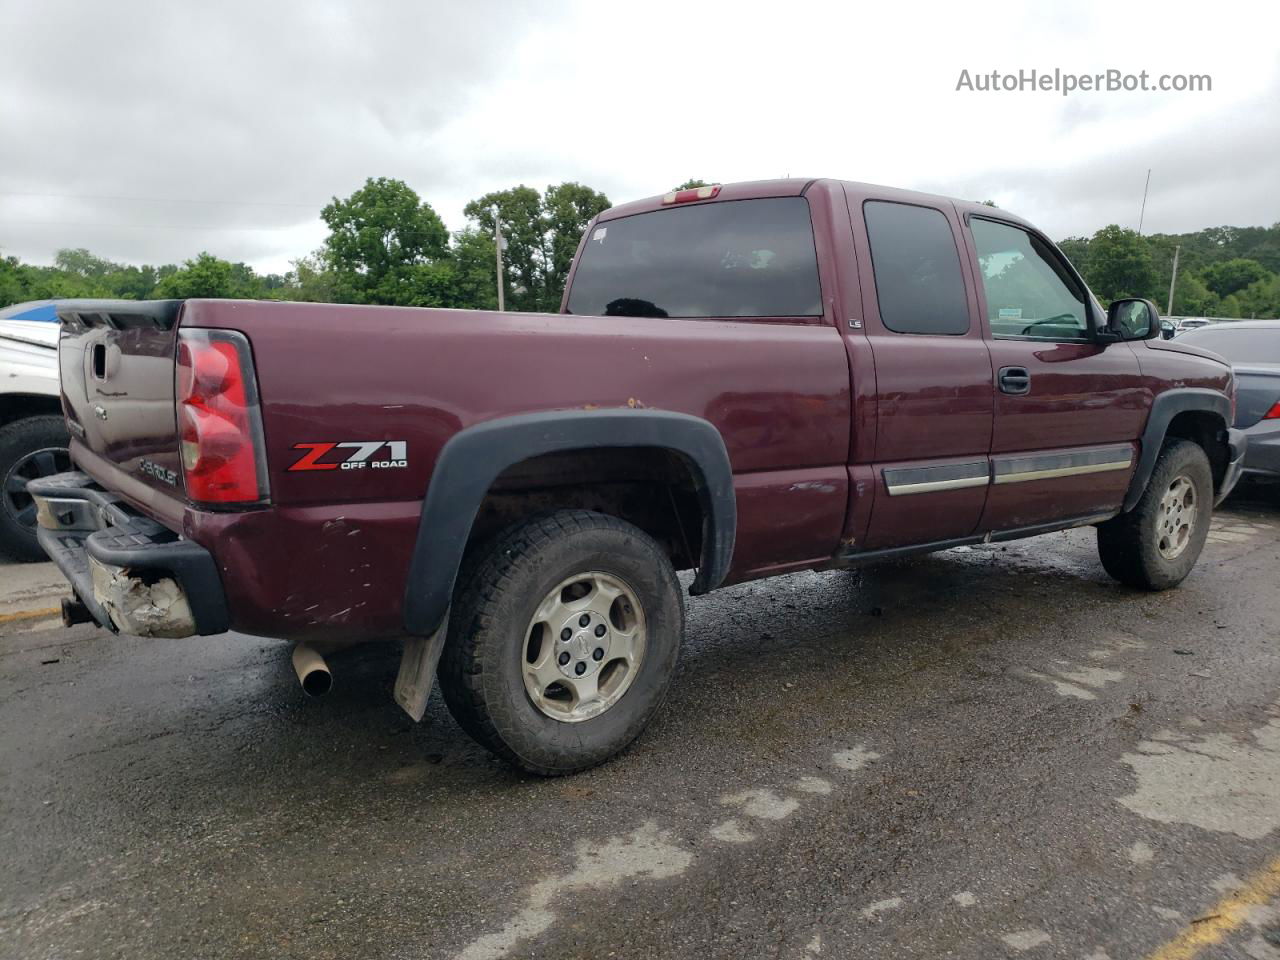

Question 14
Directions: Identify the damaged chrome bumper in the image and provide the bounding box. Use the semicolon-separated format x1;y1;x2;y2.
1216;427;1248;507
27;471;230;638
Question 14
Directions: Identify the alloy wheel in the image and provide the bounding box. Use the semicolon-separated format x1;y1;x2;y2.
522;571;647;722
2;446;71;529
1156;474;1197;560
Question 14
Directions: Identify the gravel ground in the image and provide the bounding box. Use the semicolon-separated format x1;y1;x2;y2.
2;484;1279;960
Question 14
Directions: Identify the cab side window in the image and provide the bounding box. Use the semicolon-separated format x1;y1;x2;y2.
970;218;1089;341
863;201;970;335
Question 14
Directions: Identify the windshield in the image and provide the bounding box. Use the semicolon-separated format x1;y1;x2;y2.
1178;326;1280;363
566;197;822;319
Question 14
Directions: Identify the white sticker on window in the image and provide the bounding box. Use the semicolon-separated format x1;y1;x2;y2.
998;307;1023;320
592;227;607;243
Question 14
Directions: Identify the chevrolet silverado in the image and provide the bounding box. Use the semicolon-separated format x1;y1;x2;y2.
30;179;1246;774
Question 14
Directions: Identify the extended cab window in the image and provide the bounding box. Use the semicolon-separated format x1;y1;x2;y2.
566;197;821;318
970;219;1089;341
863;201;969;335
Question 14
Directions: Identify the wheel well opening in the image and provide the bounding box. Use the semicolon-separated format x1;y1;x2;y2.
1165;410;1228;491
467;447;706;571
0;394;63;429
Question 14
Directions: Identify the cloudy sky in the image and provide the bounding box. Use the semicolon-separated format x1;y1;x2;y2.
2;0;1277;274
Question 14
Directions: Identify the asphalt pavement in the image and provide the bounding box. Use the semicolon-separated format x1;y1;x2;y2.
2;485;1279;960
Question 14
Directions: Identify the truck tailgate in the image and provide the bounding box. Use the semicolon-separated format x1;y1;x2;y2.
56;300;186;515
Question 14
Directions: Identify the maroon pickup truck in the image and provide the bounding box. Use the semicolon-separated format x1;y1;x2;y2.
31;178;1245;774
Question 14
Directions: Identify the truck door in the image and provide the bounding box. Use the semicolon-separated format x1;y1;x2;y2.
848;190;994;549
959;214;1146;531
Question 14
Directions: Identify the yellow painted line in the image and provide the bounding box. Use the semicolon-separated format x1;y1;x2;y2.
0;606;60;625
1145;854;1280;960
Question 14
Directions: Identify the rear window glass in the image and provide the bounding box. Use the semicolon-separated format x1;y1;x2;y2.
863;201;970;335
566;198;822;318
1177;327;1280;362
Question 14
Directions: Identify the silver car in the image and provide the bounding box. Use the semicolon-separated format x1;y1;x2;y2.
1175;317;1214;335
1179;321;1280;483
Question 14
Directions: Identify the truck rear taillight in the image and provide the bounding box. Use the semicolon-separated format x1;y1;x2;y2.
175;329;269;505
1264;399;1280;420
662;184;721;204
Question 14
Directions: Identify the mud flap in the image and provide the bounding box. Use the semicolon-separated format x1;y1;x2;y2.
393;613;449;722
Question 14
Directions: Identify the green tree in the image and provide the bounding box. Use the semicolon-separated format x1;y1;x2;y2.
1056;235;1090;272
54;248;116;279
450;228;500;311
465;185;546;312
1229;273;1280;319
107;264;160;300
673;179;710;190
542;182;611;306
272;251;333;302
0;255;30;307
1200;258;1271;299
321;177;451;305
23;264;106;299
47;248;165;300
464;182;609;312
1169;272;1217;316
154;253;254;299
1082;225;1157;302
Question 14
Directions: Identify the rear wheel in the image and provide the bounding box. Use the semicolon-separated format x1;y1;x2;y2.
439;510;684;775
0;416;71;562
1097;439;1213;590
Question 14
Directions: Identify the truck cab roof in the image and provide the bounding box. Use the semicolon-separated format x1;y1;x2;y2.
597;177;1033;232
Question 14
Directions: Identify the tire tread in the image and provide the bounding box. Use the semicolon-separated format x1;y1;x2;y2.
0;415;69;562
1097;439;1213;590
438;509;680;775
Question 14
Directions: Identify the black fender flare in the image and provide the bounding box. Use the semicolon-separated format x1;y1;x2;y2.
401;409;736;636
1122;388;1230;512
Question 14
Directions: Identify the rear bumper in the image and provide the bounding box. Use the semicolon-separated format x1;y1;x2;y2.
1241;420;1280;479
1216;427;1248;505
27;471;229;637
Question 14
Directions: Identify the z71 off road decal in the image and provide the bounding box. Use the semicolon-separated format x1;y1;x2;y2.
288;441;408;471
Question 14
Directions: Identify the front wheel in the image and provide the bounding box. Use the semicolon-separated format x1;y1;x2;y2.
1097;439;1213;590
438;510;684;775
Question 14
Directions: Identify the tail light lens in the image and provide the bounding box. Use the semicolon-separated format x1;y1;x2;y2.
176;329;269;505
1264;399;1280;420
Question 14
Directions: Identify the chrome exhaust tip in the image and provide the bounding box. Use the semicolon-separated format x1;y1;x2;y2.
291;643;333;697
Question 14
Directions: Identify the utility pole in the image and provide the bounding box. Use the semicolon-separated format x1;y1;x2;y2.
1138;168;1151;236
1167;244;1180;316
492;206;505;312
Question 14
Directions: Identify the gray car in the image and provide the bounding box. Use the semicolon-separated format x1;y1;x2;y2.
1179;320;1280;482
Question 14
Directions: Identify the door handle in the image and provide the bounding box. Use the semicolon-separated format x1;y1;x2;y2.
998;366;1031;395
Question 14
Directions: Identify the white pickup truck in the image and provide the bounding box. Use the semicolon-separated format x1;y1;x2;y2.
0;302;70;560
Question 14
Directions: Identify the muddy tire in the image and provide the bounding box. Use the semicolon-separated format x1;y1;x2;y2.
439;510;683;776
1096;440;1213;590
0;416;71;562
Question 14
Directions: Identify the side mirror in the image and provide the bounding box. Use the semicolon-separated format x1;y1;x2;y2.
1160;320;1176;340
1104;298;1160;342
